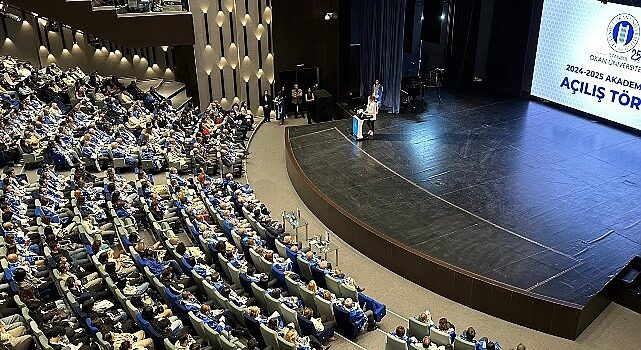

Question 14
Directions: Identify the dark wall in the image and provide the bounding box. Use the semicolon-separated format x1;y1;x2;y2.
445;0;482;90
272;0;350;99
484;0;537;95
522;0;545;93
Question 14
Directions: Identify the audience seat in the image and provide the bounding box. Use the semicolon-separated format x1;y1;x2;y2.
226;299;247;327
340;283;359;302
325;274;342;297
188;311;208;340
251;283;269;311
271;265;288;293
202;280;218;302
280;302;300;332
275;239;287;257
259;256;273;277
277;335;296;350
259;323;280;350
454;337;476;350
244;313;266;348
218;253;233;281
310;265;328;289
358;292;386;322
135;311;164;346
315;295;334;321
297;255;314;281
408;317;430;342
429;328;451;346
285;274;302;299
249;248;264;273
265;292;282;315
203;323;223;350
386;333;408;350
299;286;319;315
332;303;360;339
297;313;332;345
37;334;54;350
220;331;243;350
164;338;178;350
227;262;243;288
212;288;230;310
239;272;254;294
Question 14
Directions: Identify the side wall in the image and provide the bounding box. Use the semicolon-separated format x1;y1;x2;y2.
189;0;275;114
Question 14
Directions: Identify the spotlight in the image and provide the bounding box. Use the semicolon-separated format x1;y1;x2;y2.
440;14;445;20
324;12;336;21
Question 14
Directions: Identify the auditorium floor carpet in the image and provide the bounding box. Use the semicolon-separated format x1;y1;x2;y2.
247;113;641;350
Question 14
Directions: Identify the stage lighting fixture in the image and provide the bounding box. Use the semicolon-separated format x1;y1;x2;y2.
324;12;337;21
440;14;445;20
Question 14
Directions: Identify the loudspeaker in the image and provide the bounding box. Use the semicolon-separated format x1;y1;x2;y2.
421;0;444;44
313;89;334;123
404;0;417;53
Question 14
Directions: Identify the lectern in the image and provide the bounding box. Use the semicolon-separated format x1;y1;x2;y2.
352;115;365;140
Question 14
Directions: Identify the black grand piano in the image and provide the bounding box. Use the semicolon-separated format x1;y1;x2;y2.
401;68;444;110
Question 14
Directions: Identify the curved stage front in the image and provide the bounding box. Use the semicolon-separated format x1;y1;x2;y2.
284;96;641;340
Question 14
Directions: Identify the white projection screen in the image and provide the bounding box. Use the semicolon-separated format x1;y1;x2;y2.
532;0;641;130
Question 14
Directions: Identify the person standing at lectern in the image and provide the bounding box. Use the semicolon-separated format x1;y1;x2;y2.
291;84;303;118
365;95;378;138
304;88;315;125
373;79;383;108
262;90;273;122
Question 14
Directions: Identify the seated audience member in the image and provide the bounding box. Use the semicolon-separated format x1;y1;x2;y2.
476;338;501;350
341;298;376;332
416;311;435;327
301;307;336;344
421;336;438;350
437;317;456;343
460;326;476;343
103;330;153;350
390;325;417;345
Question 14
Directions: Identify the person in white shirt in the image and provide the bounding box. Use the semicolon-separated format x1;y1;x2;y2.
364;95;378;137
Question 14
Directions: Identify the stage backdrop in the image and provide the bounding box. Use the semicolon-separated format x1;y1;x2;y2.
359;0;406;113
532;0;641;131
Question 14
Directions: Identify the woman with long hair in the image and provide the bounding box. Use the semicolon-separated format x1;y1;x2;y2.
365;94;378;137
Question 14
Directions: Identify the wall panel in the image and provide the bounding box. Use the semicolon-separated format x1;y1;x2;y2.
190;0;274;115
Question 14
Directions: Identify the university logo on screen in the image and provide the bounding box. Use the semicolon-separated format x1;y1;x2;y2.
607;14;640;53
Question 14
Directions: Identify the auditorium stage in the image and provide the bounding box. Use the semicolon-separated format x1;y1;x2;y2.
284;92;641;339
